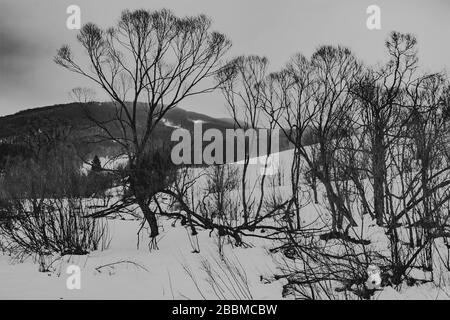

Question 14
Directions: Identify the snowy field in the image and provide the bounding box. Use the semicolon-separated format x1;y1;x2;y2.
1;148;450;300
0;217;282;299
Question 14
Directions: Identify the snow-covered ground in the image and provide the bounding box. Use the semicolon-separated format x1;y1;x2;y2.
2;148;450;300
0;217;283;300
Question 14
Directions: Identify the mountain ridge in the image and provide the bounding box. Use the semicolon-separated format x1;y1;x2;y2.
0;102;294;164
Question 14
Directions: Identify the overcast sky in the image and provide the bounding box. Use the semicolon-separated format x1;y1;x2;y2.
1;0;449;118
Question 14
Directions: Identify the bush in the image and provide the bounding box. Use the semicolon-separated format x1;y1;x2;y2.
0;198;110;257
0;149;110;258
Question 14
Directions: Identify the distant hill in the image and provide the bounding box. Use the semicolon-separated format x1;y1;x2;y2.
0;102;233;139
0;102;294;164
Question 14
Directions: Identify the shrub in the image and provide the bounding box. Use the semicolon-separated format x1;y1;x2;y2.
0;149;110;259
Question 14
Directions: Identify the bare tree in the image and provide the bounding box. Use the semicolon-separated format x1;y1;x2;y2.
69;87;96;103
215;55;287;237
216;55;269;226
351;32;419;226
262;32;450;297
55;9;231;246
263;46;361;232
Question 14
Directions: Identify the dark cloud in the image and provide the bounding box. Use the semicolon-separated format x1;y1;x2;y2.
0;30;33;75
0;4;37;80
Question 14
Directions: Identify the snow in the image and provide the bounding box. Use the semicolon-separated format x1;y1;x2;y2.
2;147;450;300
0;218;282;299
161;118;182;129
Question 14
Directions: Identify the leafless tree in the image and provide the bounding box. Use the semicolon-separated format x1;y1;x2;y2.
216;55;271;227
69;87;96;103
263;46;361;232
264;32;450;297
55;9;231;246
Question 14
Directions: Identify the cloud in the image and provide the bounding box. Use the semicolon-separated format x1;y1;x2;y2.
0;4;38;82
0;30;33;76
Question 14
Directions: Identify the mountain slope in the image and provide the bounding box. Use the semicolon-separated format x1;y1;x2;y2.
0;102;292;163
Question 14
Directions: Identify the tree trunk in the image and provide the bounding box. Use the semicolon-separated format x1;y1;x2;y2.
139;201;159;238
373;131;385;226
313;184;318;205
